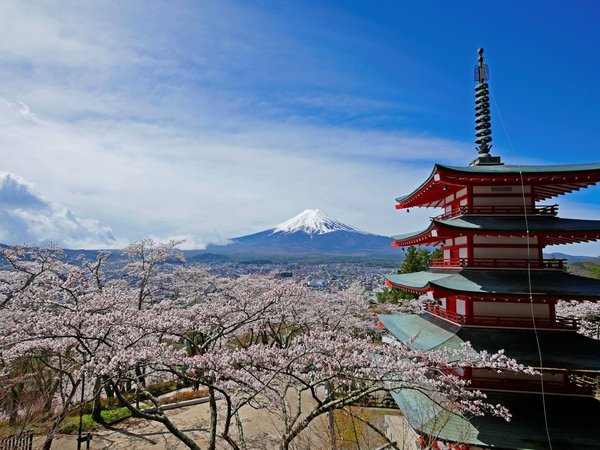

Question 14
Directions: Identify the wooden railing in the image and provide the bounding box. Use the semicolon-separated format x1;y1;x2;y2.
424;304;579;330
469;377;594;395
429;258;566;270
0;430;33;450
469;315;579;330
433;204;558;220
424;304;466;324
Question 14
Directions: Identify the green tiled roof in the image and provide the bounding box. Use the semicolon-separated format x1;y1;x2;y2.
395;162;600;204
391;389;483;445
391;216;600;242
438;162;600;174
392;389;600;449
436;216;600;232
379;313;600;371
386;271;454;290
378;313;466;353
385;270;600;298
390;227;433;242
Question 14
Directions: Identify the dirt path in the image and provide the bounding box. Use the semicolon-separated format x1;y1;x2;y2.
37;390;321;450
34;389;393;449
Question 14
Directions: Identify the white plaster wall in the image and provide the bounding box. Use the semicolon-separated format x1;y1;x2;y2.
473;302;549;318
473;247;540;259
458;247;468;258
456;187;468;198
473;185;531;194
454;236;468;245
473;196;531;206
456;299;466;315
473;236;538;245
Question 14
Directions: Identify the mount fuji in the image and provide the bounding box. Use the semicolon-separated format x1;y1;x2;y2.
202;209;397;261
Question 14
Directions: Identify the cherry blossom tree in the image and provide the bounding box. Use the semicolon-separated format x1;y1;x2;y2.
0;242;531;450
557;300;600;340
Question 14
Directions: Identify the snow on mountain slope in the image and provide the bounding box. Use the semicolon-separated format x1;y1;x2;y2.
271;209;370;235
203;209;395;259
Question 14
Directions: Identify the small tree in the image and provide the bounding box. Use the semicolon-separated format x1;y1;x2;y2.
399;246;441;274
384;246;441;304
399;246;428;274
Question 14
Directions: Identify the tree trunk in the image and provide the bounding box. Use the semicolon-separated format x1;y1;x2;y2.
235;411;247;450
135;364;146;388
104;380;114;398
8;386;19;425
112;382;202;450
208;386;218;450
42;382;81;450
92;377;105;424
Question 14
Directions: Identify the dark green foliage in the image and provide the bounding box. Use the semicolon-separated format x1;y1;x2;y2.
580;262;600;279
377;246;442;304
567;260;600;279
429;248;442;260
399;246;439;274
376;287;416;303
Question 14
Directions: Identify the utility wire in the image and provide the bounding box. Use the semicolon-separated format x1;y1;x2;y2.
490;87;553;450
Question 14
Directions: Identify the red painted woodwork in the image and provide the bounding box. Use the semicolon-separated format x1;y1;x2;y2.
429;258;565;270
423;304;579;330
433;204;558;220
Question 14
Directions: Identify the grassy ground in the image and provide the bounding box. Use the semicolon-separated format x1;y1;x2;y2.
0;385;209;438
60;407;135;433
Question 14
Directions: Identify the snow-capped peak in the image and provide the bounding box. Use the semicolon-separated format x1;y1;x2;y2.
271;209;370;235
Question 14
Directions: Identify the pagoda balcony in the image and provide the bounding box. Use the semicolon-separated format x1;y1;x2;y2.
424;304;466;324
429;257;566;270
469;376;594;396
433;204;558;220
466;314;579;330
424;304;579;330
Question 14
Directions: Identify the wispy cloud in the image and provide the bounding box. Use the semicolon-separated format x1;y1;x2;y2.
0;93;458;244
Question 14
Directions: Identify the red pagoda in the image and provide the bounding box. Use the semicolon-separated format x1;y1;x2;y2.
380;49;600;449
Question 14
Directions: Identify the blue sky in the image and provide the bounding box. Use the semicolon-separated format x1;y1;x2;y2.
1;0;599;254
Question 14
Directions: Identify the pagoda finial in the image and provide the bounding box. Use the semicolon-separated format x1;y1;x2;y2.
470;48;502;166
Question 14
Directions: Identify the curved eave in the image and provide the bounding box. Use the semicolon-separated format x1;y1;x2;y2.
433;218;600;245
385;272;453;294
395;163;600;209
391;219;600;247
438;162;600;175
390;223;446;247
386;270;600;301
394;166;441;209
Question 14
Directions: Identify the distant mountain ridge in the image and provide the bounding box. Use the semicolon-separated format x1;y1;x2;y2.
2;211;598;266
204;209;396;260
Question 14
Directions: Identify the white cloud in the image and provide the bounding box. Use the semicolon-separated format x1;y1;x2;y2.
0;171;122;249
1;0;599;257
1;98;36;120
0;94;460;244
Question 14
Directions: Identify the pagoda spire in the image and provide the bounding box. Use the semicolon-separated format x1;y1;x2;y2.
470;48;502;166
